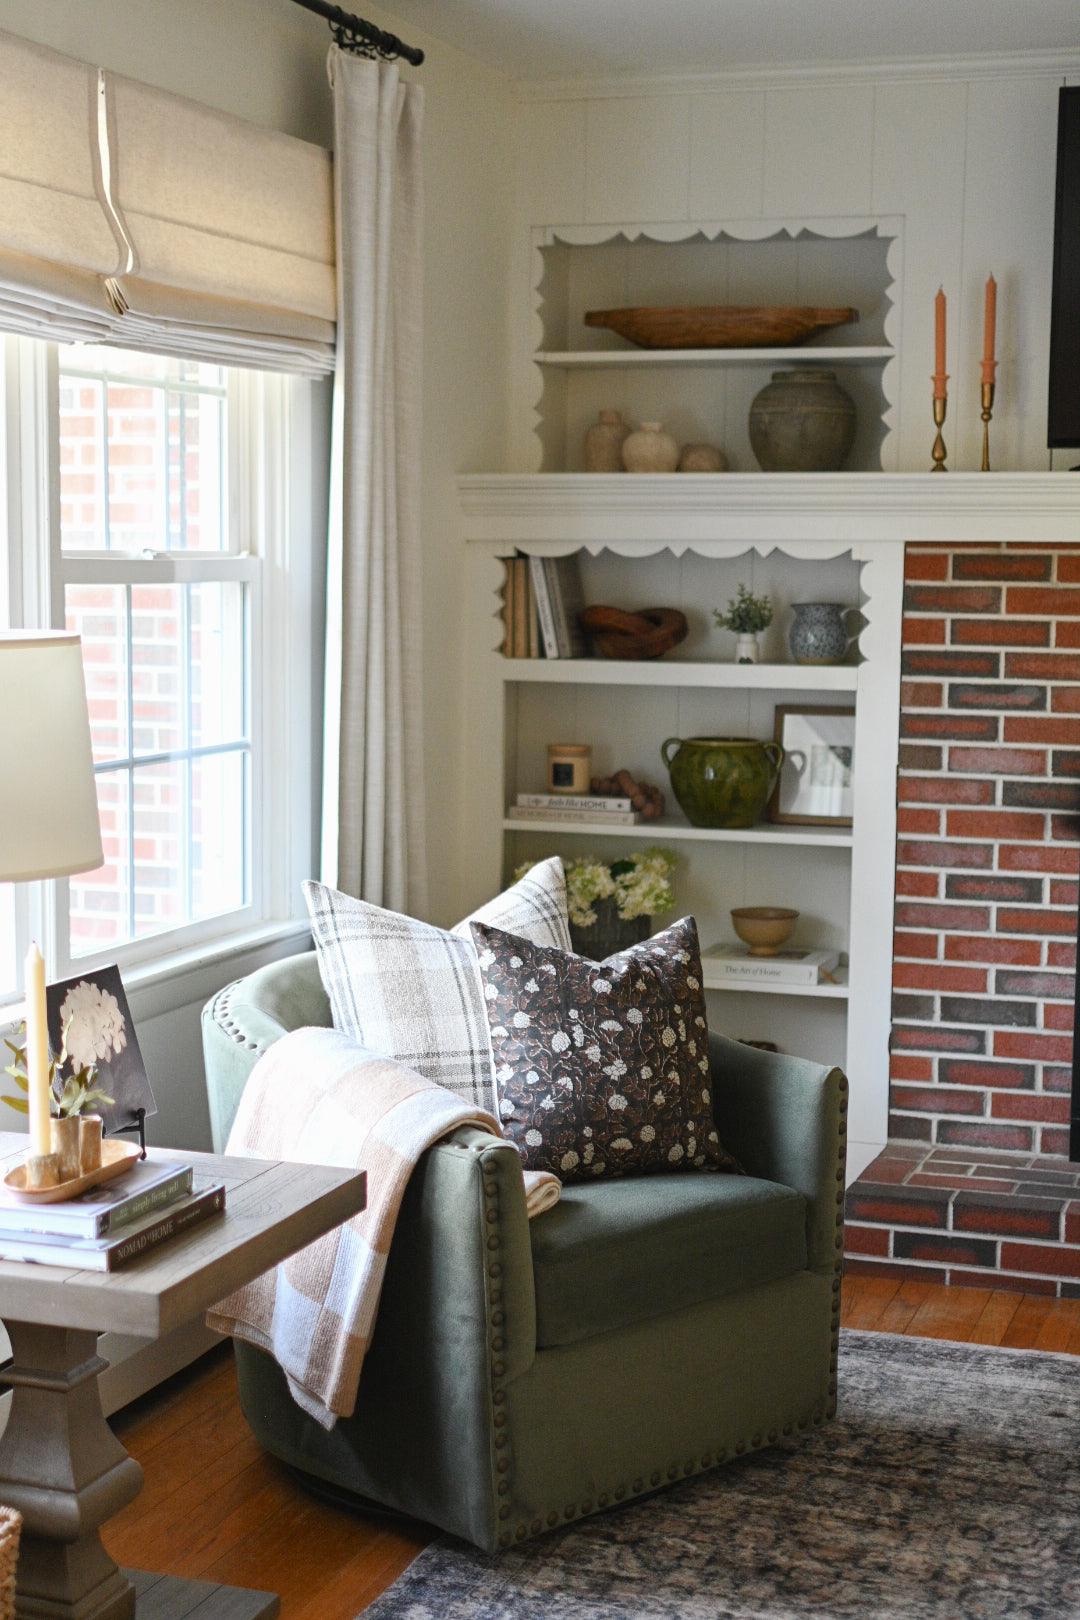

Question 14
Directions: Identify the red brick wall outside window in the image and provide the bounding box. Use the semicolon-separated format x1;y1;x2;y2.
892;544;1080;1158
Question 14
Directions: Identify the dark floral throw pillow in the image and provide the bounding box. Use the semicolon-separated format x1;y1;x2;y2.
469;914;739;1184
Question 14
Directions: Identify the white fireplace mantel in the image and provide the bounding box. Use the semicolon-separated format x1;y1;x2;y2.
457;472;1080;549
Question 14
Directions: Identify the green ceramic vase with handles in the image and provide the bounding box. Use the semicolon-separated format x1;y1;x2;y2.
661;736;785;829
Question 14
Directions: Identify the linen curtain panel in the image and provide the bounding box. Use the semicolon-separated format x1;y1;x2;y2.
321;49;426;914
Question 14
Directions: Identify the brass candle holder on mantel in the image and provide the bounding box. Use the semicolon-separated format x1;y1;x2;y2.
980;380;996;472
931;392;948;472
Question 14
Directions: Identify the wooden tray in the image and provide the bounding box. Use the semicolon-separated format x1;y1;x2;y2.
3;1138;141;1204
583;304;858;350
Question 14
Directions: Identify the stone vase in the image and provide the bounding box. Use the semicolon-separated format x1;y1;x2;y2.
583;409;629;472
748;368;856;472
622;421;679;473
570;899;650;961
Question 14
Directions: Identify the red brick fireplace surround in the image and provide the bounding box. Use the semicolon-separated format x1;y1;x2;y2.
846;542;1080;1295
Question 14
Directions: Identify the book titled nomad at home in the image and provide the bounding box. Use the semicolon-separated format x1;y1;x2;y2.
702;945;843;987
0;1180;225;1271
0;1157;193;1240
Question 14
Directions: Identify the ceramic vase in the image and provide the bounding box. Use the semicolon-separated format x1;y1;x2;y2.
734;633;760;664
79;1114;104;1174
661;736;784;829
622;421;679;473
748;368;856;472
50;1115;81;1182
583;409;629;472
789;601;861;665
678;442;728;472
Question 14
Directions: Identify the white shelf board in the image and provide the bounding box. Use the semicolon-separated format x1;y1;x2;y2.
503;813;853;849
702;965;849;998
536;347;892;369
500;658;858;690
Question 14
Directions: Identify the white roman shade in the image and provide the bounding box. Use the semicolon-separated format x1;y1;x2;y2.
0;32;119;343
0;28;337;374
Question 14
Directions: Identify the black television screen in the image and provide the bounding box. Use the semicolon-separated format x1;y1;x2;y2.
1049;86;1080;449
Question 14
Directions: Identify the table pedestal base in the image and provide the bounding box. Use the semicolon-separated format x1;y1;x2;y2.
0;1323;142;1620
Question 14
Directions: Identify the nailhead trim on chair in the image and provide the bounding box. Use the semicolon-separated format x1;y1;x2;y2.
208;979;267;1054
494;1067;851;1549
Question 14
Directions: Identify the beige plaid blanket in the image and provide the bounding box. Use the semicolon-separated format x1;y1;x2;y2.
207;1026;560;1428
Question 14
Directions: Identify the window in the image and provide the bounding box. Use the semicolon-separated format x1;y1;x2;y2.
58;347;252;961
1;335;309;1004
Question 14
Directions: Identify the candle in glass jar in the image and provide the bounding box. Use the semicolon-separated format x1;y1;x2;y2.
547;744;591;796
933;287;948;400
982;274;997;385
24;942;51;1156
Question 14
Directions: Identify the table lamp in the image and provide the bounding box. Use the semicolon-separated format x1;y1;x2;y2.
0;632;103;1186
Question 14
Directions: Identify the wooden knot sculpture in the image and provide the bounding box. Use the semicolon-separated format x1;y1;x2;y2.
578;605;689;661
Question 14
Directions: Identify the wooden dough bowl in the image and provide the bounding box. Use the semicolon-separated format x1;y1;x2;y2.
583;305;858;350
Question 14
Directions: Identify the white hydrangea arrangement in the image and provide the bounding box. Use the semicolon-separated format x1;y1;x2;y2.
516;849;677;930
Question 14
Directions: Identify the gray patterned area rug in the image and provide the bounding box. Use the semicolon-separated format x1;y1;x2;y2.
363;1330;1080;1619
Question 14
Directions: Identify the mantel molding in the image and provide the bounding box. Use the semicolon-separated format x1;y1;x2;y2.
457;473;1080;547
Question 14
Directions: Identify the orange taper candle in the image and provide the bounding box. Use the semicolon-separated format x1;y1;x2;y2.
982;274;997;386
933;286;948;400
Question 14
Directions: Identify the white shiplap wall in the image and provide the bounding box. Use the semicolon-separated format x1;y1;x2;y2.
512;67;1068;473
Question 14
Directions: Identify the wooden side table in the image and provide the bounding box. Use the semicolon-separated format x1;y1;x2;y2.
0;1134;367;1619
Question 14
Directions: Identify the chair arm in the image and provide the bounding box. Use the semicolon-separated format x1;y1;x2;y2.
201;951;329;1151
708;1032;848;1273
384;1124;537;1389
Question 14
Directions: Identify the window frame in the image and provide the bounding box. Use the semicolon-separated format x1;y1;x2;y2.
1;336;307;1003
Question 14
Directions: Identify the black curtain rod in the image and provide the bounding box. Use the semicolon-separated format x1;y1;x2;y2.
290;0;424;66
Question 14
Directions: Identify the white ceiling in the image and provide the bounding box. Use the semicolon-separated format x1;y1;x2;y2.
379;0;1080;81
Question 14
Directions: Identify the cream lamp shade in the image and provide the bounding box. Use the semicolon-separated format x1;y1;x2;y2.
0;632;104;882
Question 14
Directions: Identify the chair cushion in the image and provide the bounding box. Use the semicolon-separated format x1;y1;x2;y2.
529;1171;807;1348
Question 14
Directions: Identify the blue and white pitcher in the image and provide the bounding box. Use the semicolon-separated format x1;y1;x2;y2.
788;602;861;666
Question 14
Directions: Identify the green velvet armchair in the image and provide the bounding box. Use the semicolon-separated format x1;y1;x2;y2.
202;951;847;1553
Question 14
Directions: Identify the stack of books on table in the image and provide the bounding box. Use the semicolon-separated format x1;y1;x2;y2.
702;945;844;988
0;1156;225;1271
511;792;642;826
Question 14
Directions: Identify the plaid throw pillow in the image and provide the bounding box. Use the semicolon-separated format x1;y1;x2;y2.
302;858;571;1112
470;915;739;1184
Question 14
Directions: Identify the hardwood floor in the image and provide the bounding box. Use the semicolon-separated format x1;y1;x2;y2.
106;1283;1080;1617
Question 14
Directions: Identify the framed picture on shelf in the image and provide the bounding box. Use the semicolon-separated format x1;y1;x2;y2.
768;705;855;827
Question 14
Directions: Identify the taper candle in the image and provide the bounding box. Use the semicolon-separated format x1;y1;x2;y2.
982;274;998;385
933;287;948;400
24;941;50;1155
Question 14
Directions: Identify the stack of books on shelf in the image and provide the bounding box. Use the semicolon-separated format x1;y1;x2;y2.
511;791;643;826
702;944;844;988
500;554;587;659
0;1155;225;1271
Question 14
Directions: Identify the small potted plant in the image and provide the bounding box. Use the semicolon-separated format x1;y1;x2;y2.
4;1022;113;1180
516;849;678;957
714;583;773;663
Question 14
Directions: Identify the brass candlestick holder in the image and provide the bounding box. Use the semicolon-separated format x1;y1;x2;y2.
980;379;996;471
931;394;948;472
